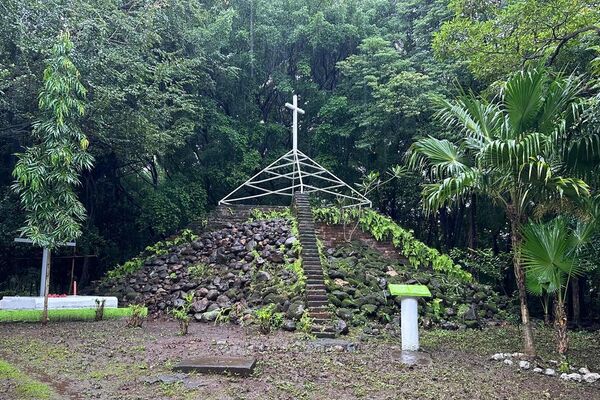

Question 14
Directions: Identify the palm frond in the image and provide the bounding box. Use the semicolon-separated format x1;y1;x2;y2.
538;74;584;134
480;132;549;171
504;68;547;136
421;168;480;214
407;136;469;179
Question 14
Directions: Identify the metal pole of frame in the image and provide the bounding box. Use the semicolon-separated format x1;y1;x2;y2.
40;248;49;297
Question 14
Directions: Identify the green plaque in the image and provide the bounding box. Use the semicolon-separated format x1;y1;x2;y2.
388;284;431;298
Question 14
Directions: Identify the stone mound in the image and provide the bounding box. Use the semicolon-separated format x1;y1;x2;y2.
93;219;306;327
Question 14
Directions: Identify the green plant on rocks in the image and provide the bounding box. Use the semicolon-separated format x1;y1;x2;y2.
188;263;209;280
171;293;194;335
254;304;284;334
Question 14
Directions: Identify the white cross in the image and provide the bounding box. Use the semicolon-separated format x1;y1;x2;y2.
285;94;305;153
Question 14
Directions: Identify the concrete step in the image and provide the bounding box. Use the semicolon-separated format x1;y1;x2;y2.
308;300;329;308
307;294;328;302
313;331;336;339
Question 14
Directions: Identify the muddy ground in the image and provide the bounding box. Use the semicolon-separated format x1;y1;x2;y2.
1;320;599;399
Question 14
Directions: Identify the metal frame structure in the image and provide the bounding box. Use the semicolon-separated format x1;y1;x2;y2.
219;95;371;208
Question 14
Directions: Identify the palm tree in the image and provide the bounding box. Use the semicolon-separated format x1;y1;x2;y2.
521;216;597;356
407;68;599;356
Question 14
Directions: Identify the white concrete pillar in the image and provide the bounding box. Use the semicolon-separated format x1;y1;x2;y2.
401;297;419;351
40;247;49;297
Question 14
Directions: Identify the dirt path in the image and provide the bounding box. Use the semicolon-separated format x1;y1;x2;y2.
0;320;598;399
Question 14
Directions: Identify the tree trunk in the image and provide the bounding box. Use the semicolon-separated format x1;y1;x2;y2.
555;298;568;356
41;255;51;326
571;278;580;328
468;195;477;249
509;215;536;356
543;295;551;325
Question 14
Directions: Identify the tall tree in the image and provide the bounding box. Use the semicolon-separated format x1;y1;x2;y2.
407;68;599;355
12;32;93;324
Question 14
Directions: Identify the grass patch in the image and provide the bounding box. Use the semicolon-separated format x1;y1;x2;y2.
0;307;143;323
0;359;54;399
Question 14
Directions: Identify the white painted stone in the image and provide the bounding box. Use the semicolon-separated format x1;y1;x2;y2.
0;296;118;310
503;359;513;366
564;373;582;382
533;367;544;373
544;368;556;376
512;352;525;358
400;297;419;351
560;373;569;380
519;361;530;369
583;373;600;383
491;353;505;361
578;367;590;375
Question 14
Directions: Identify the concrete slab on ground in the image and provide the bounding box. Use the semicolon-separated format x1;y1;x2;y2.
173;356;257;376
0;296;118;310
391;349;432;367
307;338;358;352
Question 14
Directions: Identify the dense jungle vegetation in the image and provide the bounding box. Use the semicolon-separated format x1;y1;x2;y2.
1;0;599;334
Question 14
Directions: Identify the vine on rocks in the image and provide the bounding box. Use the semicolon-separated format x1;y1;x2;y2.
313;207;472;282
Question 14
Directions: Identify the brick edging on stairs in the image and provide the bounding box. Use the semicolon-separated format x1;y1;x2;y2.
294;193;336;339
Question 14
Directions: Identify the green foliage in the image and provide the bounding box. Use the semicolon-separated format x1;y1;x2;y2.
107;258;143;280
253;304;284;334
522;217;595;303
104;229;198;280
297;311;313;334
0;359;53;399
12;31;93;249
248;208;293;222
434;0;600;81
0;307;138;323
450;248;512;287
285;258;306;296
313;207;472;281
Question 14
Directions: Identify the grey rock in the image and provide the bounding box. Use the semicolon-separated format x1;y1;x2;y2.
206;289;219;300
256;271;271;281
286;301;305;319
282;320;296;331
201;309;220;322
216;294;231;308
192;298;209;313
334;319;349;335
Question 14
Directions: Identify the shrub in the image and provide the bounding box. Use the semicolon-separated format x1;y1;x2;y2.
171;293;194;335
127;304;148;328
94;299;105;321
254;304;284;334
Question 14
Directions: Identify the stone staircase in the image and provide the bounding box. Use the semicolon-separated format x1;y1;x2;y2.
294;193;336;339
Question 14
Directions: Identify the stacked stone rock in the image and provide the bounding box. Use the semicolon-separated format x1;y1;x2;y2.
294;193;337;338
321;242;507;330
94;219;307;328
